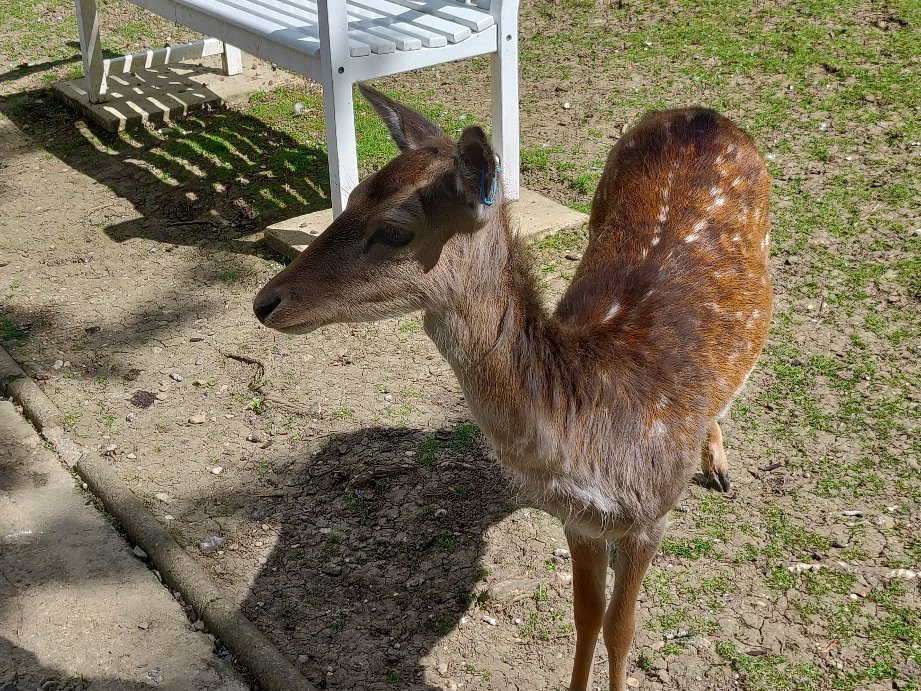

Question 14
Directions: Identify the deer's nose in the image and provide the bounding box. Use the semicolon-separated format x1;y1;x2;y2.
253;293;282;323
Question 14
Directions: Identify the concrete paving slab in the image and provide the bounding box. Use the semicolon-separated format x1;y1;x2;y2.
265;187;587;260
53;53;294;132
0;401;248;691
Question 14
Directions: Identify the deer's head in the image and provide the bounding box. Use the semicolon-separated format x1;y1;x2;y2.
253;84;502;334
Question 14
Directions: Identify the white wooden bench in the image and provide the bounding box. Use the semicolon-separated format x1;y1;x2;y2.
74;0;520;216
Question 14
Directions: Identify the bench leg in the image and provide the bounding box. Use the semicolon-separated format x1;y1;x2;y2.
321;75;359;217
75;0;107;103
490;23;520;201
221;43;243;76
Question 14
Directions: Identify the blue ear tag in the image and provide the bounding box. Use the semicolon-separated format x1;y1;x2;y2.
480;165;502;206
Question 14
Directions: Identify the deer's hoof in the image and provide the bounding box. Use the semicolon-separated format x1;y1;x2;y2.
709;470;732;494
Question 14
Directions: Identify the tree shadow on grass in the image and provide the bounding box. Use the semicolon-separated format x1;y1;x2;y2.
0;86;330;254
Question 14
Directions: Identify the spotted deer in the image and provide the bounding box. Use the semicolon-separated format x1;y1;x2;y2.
253;84;772;691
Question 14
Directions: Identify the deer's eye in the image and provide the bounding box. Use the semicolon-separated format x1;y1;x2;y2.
368;224;414;249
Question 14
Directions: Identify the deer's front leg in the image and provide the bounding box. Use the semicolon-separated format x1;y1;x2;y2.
701;420;732;493
567;531;609;691
603;521;665;691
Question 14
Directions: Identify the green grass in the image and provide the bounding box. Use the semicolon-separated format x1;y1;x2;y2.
0;316;27;341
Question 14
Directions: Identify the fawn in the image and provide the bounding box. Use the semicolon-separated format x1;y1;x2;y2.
254;84;772;691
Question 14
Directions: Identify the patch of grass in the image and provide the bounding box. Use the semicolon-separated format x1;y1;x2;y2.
660;537;714;560
331;406;353;419
0;317;27;341
716;640;823;690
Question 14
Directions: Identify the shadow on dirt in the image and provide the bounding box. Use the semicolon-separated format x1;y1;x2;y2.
218;424;516;690
0;87;330;252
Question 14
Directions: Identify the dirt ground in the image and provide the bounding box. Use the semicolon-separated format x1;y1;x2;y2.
1;0;919;690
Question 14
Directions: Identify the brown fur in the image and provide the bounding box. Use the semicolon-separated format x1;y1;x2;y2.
254;85;772;691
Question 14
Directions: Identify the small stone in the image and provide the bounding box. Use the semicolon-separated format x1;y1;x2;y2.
170;372;183;382
564;252;583;261
133;545;147;559
841;510;863;517
188;414;206;424
192;619;205;632
193;379;208;387
138;621;149;630
164;515;174;521
297;654;309;663
210;466;223;475
437;662;449;676
53;359;64;370
562;101;571;109
155;493;173;504
912;228;921;237
246;433;261;443
383;394;394;403
872;514;895;530
626;678;640;688
155;393;167;401
308;402;322;416
126;412;136;422
557;571;573;585
199;536;225;551
482;615;498;626
434;508;447;517
293;101;305;115
323;563;342;576
553;548;571;559
127;452;137;460
190;335;205;342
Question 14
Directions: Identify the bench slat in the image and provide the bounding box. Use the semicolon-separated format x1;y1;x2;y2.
180;0;482;55
348;0;471;44
283;0;424;51
383;0;494;32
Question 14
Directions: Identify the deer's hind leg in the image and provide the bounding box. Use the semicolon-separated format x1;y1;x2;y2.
701;420;731;493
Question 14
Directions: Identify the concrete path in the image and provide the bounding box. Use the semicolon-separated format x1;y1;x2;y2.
0;401;249;691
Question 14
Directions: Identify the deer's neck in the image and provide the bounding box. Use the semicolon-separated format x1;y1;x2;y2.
423;208;570;471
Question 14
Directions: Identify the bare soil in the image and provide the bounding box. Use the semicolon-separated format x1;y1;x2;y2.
1;1;919;690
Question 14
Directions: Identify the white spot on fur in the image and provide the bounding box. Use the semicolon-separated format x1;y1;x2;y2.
641;248;648;257
658;205;670;222
732;175;743;187
685;234;698;243
709;186;721;197
732;234;741;242
704;302;720;311
650;420;667;437
693;219;708;233
714;196;726;207
602;302;621;323
656;394;669;409
651;236;660;246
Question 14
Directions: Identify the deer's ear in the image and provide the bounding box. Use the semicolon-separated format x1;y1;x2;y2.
453;125;499;209
358;82;444;152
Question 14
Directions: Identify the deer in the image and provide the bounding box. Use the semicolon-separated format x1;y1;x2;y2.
253;83;772;691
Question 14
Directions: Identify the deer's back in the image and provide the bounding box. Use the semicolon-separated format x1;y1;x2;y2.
555;108;772;423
